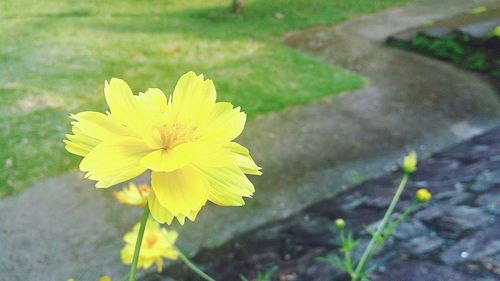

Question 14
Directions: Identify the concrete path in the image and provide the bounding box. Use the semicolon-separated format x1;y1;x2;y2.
1;0;500;280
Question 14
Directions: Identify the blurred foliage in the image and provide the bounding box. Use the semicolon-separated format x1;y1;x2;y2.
392;33;498;78
0;0;411;196
240;266;278;281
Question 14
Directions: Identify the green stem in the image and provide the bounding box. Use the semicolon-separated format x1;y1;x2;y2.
128;205;150;281
367;200;418;262
352;173;409;281
385;201;418;237
174;245;217;281
340;229;353;274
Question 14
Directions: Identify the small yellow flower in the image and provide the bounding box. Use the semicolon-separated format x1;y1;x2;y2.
335;218;345;229
121;219;179;272
64;72;261;224
113;182;150;207
99;276;112;281
494;26;500;37
402;151;417;174
416;188;431;203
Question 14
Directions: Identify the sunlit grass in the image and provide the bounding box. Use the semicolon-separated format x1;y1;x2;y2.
0;0;411;196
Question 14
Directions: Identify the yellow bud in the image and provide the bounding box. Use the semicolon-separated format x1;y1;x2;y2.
416;188;431;203
335;218;345;229
402;151;417;174
99;276;112;281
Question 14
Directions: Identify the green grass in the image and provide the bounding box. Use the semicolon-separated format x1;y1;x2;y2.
0;0;411;197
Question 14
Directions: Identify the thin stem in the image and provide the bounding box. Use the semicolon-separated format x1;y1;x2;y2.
340;229;353;274
352;173;409;281
385;201;418;237
128;205;150;281
367;200;418;262
174;245;217;281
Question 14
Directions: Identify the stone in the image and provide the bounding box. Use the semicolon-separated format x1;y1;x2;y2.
340;196;367;211
441;222;500;266
415;205;444;222
457;19;500;38
421;27;453;38
387;30;418;43
402;235;445;255
371;260;474;281
434;205;491;238
446;192;474;205
470;170;500;192
393;219;429;240
475;191;500;215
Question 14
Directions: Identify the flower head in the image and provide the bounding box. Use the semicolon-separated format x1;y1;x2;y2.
121;219;179;272
64;72;261;224
416;188;431;203
335;218;345;229
113;182;150;207
402;151;417;174
494;26;500;37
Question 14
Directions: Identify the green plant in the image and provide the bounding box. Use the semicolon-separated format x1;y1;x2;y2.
464;52;486;70
350;170;365;185
319;152;431;281
240;266;278;281
428;36;463;62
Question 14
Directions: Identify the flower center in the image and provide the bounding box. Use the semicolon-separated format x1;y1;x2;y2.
159;122;197;149
145;233;158;247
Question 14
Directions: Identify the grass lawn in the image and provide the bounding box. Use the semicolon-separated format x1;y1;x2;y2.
0;0;411;197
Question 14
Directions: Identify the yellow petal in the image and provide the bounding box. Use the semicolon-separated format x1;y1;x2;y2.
71;111;135;140
148;191;175;225
141;142;234;172
171;71;216;123
80;137;151;188
155;257;164;272
104;78;150;134
226;142;262;175
137;88;167;117
151;166;209;216
198;165;255;206
64;111;135;156
198;102;246;142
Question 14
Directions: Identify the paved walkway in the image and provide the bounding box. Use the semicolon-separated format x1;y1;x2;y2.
163;127;500;281
1;0;500;280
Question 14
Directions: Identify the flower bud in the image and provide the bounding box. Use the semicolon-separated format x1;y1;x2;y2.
416;188;431;203
402;151;417;174
335;218;345;229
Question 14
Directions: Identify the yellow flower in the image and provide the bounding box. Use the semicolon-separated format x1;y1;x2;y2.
416;188;431;203
64;71;261;224
494;26;500;37
113;182;150;207
402;151;417;174
121;219;179;272
335;218;345;229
